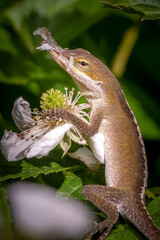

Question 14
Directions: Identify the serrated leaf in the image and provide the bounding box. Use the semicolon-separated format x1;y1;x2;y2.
101;0;160;20
57;172;85;200
0;159;71;181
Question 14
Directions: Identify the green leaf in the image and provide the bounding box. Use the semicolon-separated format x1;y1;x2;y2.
0;27;17;54
147;195;160;227
0;158;71;181
146;189;156;200
148;187;160;196
0;188;12;238
57;172;85;200
101;0;160;20
107;224;141;240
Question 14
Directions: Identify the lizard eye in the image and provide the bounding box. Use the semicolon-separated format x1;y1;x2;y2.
78;60;89;66
77;59;89;68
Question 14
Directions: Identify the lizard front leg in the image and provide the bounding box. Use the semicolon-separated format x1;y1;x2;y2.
43;107;103;137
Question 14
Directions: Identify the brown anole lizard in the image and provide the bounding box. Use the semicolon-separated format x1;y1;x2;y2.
34;27;160;240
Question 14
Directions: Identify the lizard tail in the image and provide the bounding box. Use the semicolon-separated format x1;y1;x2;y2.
123;201;160;240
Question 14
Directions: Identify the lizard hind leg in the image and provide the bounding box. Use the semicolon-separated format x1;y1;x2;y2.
82;185;119;240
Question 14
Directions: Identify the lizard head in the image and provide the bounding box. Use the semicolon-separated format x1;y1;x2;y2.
34;27;114;103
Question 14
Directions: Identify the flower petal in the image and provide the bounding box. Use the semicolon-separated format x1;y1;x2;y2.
68;147;100;170
60;134;72;157
0;130;35;161
67;128;87;145
8;182;94;238
25;123;72;158
12;97;34;130
87;132;105;164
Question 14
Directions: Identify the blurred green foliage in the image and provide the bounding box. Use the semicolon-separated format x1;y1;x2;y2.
0;0;160;239
102;0;160;20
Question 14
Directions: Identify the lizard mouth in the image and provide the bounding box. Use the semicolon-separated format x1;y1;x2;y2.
34;27;73;72
33;27;62;54
34;27;100;102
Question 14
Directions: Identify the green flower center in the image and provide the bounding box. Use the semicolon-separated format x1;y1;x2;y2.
40;88;68;110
